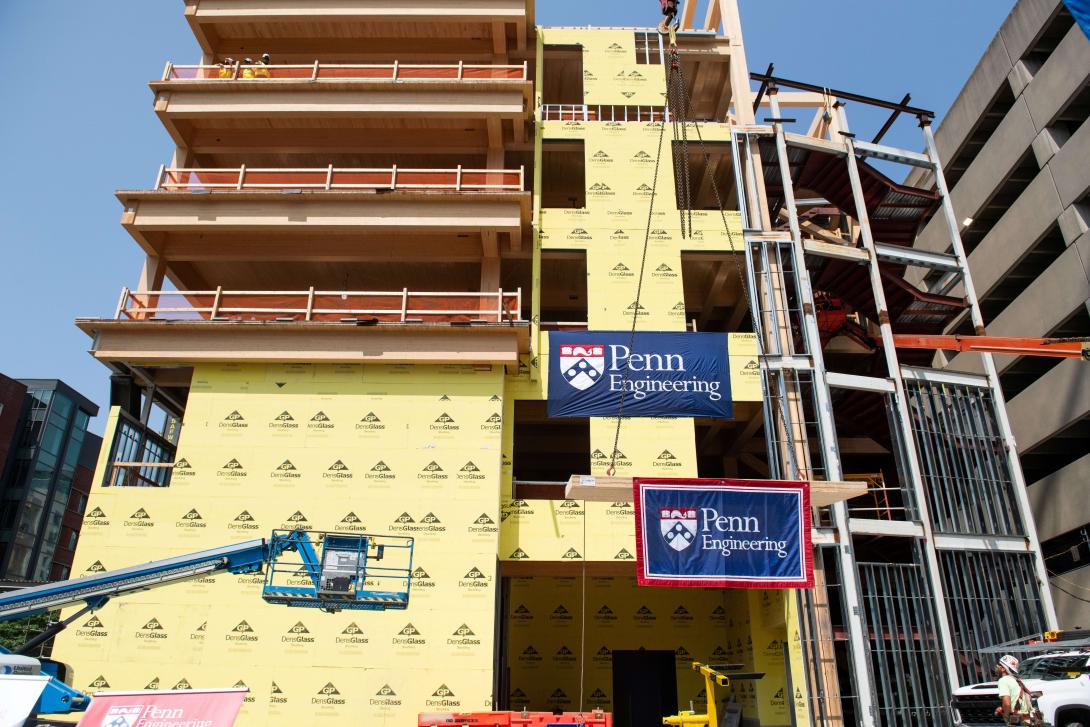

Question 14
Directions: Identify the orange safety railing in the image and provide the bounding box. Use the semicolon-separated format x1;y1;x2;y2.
154;165;524;192
163;61;528;82
117;288;524;325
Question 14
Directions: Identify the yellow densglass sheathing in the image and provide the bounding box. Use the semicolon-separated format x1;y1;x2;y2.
54;363;505;726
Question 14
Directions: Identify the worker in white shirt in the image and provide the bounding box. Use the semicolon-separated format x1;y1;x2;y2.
994;654;1033;725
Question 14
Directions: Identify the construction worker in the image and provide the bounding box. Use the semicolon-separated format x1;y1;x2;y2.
994;655;1034;725
218;58;235;79
241;58;256;79
256;53;272;79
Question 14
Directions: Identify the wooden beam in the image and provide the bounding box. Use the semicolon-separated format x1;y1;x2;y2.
492;20;508;59
725;409;764;457
739;453;769;476
481;230;499;258
563;474;868;507
681;0;699;30
704;0;723;32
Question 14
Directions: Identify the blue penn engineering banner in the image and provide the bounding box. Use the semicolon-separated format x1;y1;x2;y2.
547;331;732;419
634;478;813;589
1063;0;1090;41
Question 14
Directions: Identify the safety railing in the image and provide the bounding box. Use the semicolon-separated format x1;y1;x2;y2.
116;288;524;325
162;60;528;82
154;165;525;192
540;104;669;122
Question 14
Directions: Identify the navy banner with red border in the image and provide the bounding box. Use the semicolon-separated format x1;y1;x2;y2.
634;478;813;589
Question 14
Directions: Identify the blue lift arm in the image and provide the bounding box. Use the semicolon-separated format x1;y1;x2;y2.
0;529;413;717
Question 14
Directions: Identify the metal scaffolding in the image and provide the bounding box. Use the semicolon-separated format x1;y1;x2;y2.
730;77;1059;727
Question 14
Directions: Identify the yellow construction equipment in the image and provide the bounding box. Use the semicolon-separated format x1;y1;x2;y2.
664;662;765;727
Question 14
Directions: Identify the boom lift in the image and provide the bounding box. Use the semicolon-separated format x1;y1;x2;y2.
0;529;413;717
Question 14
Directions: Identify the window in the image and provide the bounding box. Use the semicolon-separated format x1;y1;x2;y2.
540;140;585;209
73;493;87;515
634;31;663;65
65;528;78;551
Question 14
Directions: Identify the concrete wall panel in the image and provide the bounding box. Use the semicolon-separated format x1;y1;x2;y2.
1022;25;1090;129
1027;452;1090;539
1008;356;1090;452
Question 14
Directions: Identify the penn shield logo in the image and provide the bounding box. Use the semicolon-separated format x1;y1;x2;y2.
217;458;247;478
559;343;605;391
366;460;394;480
220;410;247;429
660;507;698;551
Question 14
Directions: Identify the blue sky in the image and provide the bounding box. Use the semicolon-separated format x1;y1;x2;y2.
0;0;1013;433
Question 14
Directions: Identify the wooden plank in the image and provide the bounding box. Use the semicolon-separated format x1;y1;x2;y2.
565;475;868;507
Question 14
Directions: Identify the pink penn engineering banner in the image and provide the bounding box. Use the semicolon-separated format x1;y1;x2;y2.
634;478;813;588
78;688;247;727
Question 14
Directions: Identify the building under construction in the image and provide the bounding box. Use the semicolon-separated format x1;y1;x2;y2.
55;1;1060;725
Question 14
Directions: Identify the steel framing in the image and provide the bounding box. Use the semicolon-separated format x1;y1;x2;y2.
731;84;1058;726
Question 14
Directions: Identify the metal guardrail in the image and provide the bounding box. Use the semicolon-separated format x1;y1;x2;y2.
116;288;524;325
154;165;525;192
163;60;528;82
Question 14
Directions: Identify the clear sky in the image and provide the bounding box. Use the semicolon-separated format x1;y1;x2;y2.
0;0;1014;433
